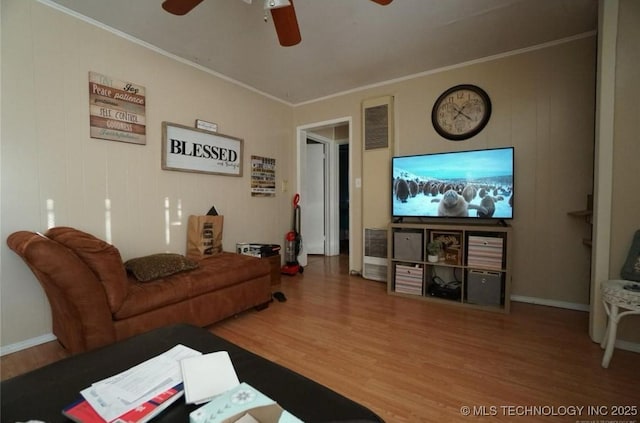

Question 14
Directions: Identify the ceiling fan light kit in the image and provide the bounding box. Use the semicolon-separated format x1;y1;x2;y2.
264;0;291;10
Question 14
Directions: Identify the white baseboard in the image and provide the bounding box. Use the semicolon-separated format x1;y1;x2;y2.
615;339;640;354
0;333;57;357
510;295;590;312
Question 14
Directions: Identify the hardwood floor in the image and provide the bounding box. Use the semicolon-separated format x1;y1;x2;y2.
2;254;639;422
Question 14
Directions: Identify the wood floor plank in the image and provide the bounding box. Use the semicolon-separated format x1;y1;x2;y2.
1;254;638;422
209;255;640;422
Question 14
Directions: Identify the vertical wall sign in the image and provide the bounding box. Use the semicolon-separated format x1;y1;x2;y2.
251;156;276;197
89;71;146;145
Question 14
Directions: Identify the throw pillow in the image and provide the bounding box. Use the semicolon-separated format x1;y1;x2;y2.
621;229;640;282
125;253;199;282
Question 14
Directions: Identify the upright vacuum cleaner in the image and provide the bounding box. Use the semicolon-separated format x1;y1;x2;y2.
281;193;304;275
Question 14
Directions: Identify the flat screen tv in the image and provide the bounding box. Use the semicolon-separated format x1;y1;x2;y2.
392;147;514;220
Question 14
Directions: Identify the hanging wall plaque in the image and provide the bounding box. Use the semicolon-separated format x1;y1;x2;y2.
162;122;243;176
89;71;146;145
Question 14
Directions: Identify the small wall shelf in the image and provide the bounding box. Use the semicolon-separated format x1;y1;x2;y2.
568;194;593;247
567;209;593;218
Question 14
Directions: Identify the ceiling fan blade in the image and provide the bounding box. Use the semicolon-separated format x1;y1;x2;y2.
270;0;301;47
162;0;204;15
370;0;393;5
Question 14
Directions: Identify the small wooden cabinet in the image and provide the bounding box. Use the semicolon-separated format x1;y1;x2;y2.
387;222;512;313
264;254;281;286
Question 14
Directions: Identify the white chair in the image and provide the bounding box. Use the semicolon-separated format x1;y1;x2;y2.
600;280;640;368
600;229;640;368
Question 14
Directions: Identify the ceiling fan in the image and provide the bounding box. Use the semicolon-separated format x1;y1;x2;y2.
161;0;394;47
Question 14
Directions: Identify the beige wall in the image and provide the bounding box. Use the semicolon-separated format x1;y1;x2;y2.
295;35;596;308
2;0;618;352
0;0;293;349
609;0;640;343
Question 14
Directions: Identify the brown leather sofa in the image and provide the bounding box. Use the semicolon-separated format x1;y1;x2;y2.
7;227;272;354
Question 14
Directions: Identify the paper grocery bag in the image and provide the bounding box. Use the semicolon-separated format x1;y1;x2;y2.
186;215;224;260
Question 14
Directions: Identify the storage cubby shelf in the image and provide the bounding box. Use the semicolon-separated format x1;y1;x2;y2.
387;222;512;313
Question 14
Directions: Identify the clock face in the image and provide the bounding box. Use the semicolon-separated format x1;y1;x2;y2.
431;85;491;141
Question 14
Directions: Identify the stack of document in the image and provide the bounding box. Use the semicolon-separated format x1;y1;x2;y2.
63;344;202;423
63;345;285;423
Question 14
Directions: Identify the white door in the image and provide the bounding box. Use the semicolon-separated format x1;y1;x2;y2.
304;142;325;254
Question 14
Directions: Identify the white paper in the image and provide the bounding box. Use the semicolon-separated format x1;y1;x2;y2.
81;344;202;421
181;351;240;404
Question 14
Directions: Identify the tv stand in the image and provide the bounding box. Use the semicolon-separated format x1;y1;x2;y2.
497;219;508;227
387;221;512;313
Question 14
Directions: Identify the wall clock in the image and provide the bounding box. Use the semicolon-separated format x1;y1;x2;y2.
431;84;492;141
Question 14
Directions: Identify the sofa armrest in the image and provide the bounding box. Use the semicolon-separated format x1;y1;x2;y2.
7;231;116;354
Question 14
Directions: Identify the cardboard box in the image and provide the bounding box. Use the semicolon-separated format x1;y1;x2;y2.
237;243;281;258
236;243;251;255
190;383;302;423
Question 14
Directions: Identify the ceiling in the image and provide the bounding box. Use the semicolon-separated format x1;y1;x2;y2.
45;0;598;105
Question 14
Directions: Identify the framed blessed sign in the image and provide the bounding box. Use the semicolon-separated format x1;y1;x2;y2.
162;122;243;176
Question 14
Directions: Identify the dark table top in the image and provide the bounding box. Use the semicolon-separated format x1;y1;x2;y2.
1;324;383;423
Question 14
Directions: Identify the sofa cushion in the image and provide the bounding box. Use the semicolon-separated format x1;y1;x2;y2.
187;252;271;298
45;227;129;313
124;253;198;282
114;252;270;321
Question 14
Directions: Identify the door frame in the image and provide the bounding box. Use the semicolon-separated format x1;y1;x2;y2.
296;117;352;266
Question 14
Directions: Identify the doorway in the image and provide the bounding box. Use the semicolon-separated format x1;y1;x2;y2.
296;118;352;269
304;140;325;255
339;143;349;255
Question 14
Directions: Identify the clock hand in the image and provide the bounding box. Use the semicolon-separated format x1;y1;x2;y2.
457;110;473;120
452;108;472;120
450;104;462;118
454;103;476;120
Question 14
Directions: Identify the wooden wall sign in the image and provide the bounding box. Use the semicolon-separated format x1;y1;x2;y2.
89;71;146;145
162;122;243;176
251;155;276;197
